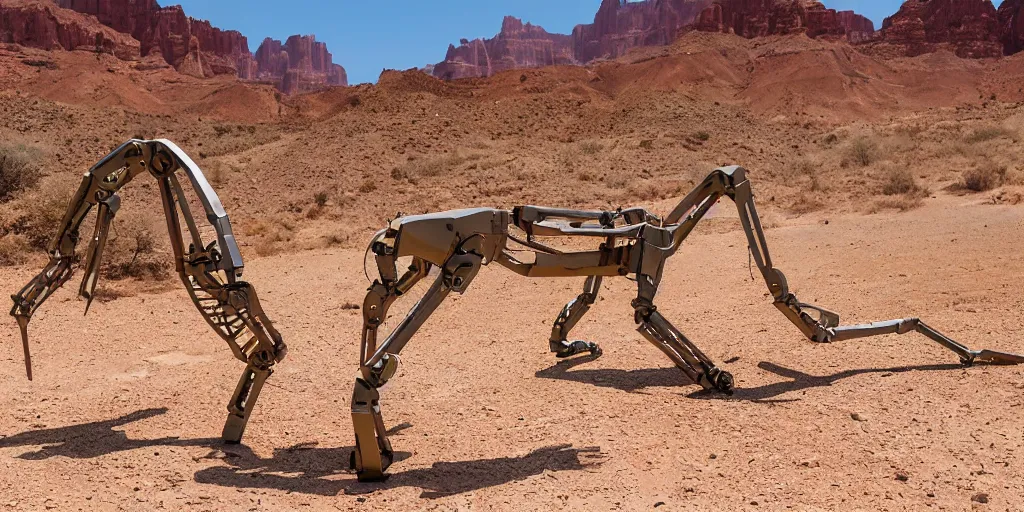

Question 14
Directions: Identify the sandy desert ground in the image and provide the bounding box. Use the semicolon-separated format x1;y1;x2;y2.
1;31;1024;511
1;194;1022;511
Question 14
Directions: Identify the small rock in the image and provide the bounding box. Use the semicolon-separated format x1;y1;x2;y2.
895;471;909;482
750;500;759;506
971;493;989;504
851;412;867;422
654;502;665;508
800;460;820;468
709;453;717;460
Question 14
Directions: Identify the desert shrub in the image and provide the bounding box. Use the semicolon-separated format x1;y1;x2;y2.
8;181;75;250
0;234;30;266
627;181;663;201
788;192;824;215
202;160;233;186
843;136;879;167
213;124;234;137
604;174;629;190
102;215;168;280
881;167;922;196
358;180;378;193
0;144;42;201
579;141;603;155
244;217;296;257
962;161;1007;192
314;190;329;208
692;131;711;142
964;126;1015;144
130;120;161;140
793;158;816;176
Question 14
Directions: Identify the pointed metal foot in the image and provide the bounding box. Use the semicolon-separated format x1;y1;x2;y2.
15;315;32;381
965;349;1024;366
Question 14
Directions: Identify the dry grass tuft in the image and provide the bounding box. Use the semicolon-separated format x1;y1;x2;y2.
869;195;924;213
244;217;297;257
392;152;485;180
964;126;1015;144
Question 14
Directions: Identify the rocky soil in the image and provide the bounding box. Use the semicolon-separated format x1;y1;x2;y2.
0;17;1023;511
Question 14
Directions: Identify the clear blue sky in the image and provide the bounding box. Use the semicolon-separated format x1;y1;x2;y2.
173;0;1006;85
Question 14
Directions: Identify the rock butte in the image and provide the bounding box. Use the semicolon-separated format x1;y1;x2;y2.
875;0;1003;58
0;0;347;93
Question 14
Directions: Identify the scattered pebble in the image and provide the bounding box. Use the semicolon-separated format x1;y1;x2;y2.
971;493;989;504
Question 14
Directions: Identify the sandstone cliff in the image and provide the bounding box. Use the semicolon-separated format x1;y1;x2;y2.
55;0;347;91
0;0;139;59
572;0;712;63
255;35;348;93
875;0;1002;58
56;0;256;78
693;0;874;41
433;16;575;80
998;0;1024;55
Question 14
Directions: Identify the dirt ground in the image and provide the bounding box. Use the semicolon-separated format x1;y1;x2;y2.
1;194;1021;511
1;28;1024;512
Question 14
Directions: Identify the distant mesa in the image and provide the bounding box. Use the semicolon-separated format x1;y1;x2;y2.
432;0;1024;81
432;0;877;79
432;16;575;80
692;0;875;43
0;0;347;93
254;35;348;94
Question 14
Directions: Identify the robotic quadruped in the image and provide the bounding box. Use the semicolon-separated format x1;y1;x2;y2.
350;165;1024;481
9;139;286;443
7;148;1021;482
